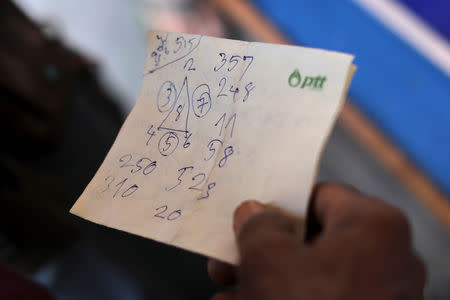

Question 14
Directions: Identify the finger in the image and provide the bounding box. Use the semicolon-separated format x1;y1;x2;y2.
207;258;237;285
411;252;427;296
235;201;305;264
233;200;265;235
309;182;367;232
310;182;411;241
210;290;236;300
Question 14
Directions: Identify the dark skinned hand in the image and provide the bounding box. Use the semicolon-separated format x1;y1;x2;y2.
208;182;426;300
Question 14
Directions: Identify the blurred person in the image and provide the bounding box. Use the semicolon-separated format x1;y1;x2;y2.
1;0;122;289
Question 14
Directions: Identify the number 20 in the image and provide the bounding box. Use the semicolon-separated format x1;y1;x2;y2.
154;205;182;221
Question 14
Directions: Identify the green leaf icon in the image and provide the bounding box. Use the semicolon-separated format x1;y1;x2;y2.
288;69;301;88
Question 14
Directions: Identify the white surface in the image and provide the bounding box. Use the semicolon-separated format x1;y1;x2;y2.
71;30;354;264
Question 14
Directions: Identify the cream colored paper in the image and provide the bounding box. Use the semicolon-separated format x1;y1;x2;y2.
71;30;355;264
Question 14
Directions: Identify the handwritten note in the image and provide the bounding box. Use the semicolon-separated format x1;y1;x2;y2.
70;30;355;264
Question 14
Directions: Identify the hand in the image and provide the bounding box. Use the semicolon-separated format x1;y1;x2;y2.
208;182;426;300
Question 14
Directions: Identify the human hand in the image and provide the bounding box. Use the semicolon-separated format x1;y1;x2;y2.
208;182;425;300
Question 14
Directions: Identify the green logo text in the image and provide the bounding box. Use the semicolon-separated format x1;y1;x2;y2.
288;69;327;90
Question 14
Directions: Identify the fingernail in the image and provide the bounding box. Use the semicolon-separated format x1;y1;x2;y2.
234;200;265;234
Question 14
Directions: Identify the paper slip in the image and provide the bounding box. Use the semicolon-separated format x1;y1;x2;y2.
70;30;355;264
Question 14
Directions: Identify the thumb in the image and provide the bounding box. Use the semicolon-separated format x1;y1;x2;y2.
233;200;266;235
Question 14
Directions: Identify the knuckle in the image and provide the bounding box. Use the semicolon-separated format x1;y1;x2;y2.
380;205;410;231
239;210;299;240
314;182;343;198
315;181;360;199
363;201;412;240
240;231;299;267
313;182;364;214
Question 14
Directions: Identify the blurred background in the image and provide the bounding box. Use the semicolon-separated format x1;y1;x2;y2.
1;0;449;299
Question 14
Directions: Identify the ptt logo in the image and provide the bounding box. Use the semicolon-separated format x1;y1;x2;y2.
288;69;327;90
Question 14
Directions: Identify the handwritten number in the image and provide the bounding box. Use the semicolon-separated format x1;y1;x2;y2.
242;82;256;102
102;176;138;198
113;178;128;198
219;146;234;168
131;157;150;174
228;55;241;71
166;166;193;191
134;158;156;175
120;155;156;176
229;85;239;102
189;173;206;191
154;205;168;219
214;53;227;72
214;113;236;138
143;160;157;175
214;113;226;136
184;58;196;71
158;131;180;157
102;176;115;192
192;84;212;118
174;40;182;54
174;36;185;54
183;132;192;148
119;154;133;168
198;182;216;200
217;77;227;98
146;125;156;146
205;139;223;161
175;104;183;122
214;53;254;78
155;206;182;221
225;113;237;138
130;161;142;174
167;210;182;221
121;184;138;197
157;81;177;113
240;56;254;80
187;38;197;50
